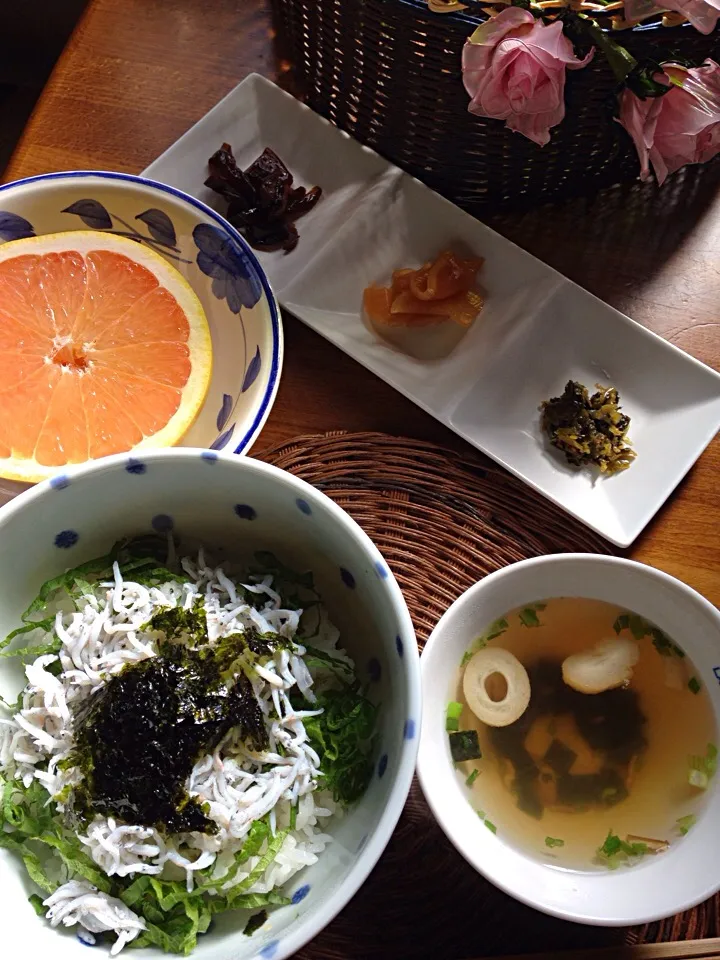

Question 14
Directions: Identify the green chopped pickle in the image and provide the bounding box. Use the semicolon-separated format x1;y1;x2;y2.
545;837;565;849
676;814;698;836
446;701;463;732
449;730;481;763
465;768;480;787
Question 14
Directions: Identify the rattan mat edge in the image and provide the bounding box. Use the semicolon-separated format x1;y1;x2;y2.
257;432;716;959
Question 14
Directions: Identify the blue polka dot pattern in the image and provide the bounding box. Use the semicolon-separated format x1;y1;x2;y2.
50;474;70;490
404;719;416;740
234;504;257;521
259;941;279;959
201;451;218;463
340;567;356;589
395;635;404;658
77;929;97;947
151;514;174;533
55;530;79;549
378;753;388;778
125;459;146;475
375;561;388;579
367;658;381;682
295;497;312;515
291;883;310;904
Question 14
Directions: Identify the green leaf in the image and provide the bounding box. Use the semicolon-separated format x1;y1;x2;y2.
301;684;378;805
545;837;565;848
22;850;58;895
519;608;541;628
226;831;288;902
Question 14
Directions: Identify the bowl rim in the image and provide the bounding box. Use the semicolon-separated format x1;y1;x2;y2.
0;447;421;960
417;553;720;927
0;169;283;460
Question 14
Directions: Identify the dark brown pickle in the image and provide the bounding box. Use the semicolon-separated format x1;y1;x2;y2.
70;625;273;834
205;144;321;254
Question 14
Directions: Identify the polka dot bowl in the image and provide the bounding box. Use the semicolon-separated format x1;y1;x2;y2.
0;449;420;960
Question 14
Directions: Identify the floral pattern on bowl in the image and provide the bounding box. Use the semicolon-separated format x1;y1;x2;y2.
0;171;282;500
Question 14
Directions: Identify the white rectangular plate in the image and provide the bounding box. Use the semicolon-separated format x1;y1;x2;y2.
144;73;720;547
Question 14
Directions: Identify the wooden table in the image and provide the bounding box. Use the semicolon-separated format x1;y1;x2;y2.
5;0;719;612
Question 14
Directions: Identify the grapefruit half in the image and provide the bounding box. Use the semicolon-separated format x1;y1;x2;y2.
0;230;212;482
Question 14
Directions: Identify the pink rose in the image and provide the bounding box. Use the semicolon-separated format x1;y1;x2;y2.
618;61;720;184
624;0;719;35
462;8;593;147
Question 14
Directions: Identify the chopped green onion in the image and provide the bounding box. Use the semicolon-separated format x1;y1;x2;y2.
465;768;480;787
446;701;463;732
485;618;509;641
676;814;698;836
484;819;497;834
289;804;297;831
613;612;684;657
545;837;564;848
449;730;481;763
688;743;718;789
688;676;701;695
595;830;655;869
519;608;541;628
460;650;473;667
689;769;709;789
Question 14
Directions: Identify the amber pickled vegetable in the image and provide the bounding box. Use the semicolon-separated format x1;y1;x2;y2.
363;250;484;334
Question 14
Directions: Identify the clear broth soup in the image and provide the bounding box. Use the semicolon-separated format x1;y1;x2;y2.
454;598;717;870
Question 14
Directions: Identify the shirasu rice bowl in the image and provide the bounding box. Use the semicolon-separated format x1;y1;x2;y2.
0;541;378;955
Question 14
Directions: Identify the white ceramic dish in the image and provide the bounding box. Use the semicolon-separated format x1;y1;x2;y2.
143;72;720;548
0;449;420;960
0;171;283;508
417;555;720;926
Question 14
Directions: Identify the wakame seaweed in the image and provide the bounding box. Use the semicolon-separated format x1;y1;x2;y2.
449;730;482;763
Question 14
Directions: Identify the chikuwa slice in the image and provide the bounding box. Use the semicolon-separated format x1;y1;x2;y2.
462;647;531;727
562;636;640;694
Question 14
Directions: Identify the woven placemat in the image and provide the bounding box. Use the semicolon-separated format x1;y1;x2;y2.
257;432;713;959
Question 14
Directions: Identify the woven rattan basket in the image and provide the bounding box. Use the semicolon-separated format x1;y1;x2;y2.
270;0;720;211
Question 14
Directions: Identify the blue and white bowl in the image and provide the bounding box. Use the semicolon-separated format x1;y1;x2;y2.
0;449;420;960
0;171;282;503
